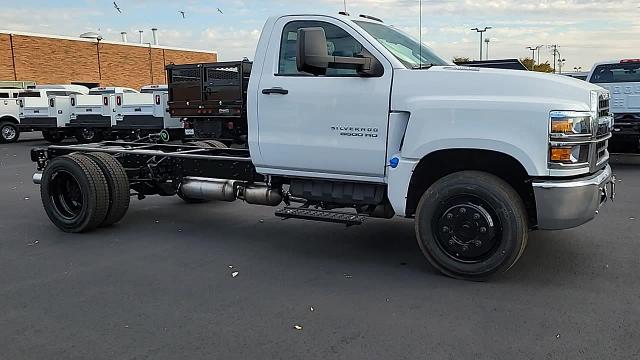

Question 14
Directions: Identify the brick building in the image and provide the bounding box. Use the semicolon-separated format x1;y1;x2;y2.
0;31;217;90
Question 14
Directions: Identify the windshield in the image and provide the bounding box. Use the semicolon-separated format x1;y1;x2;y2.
590;63;640;83
354;21;449;69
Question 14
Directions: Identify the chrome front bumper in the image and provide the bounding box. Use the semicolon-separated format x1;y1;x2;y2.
533;165;615;230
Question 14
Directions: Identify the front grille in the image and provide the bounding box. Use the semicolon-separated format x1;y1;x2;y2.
598;94;610;118
596;139;608;161
594;92;611;167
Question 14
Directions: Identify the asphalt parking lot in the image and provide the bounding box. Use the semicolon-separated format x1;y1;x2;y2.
1;134;639;360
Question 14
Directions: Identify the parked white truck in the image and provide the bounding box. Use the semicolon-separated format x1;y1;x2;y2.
588;59;640;151
0;90;21;143
18;85;89;143
31;14;615;280
68;87;138;142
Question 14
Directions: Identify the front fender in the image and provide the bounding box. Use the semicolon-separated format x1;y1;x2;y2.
396;96;588;177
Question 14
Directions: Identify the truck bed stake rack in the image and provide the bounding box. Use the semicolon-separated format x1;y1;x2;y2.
275;207;367;226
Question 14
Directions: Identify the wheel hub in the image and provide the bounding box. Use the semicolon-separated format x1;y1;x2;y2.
437;202;498;261
50;170;83;220
2;126;16;140
82;129;95;140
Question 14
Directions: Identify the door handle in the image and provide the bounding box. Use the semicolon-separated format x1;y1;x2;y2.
262;88;288;95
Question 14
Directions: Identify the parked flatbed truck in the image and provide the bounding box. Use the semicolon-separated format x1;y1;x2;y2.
31;14;615;280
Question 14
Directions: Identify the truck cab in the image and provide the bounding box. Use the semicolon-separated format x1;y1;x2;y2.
30;14;615;280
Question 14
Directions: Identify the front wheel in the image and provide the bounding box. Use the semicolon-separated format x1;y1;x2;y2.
415;171;528;281
0;121;19;143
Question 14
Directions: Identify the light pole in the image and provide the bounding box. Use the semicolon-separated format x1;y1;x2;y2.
558;58;566;74
471;27;492;60
526;46;537;67
526;45;543;68
484;38;490;59
573;66;582;72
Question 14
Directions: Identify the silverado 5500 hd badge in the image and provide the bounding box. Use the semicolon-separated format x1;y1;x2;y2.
331;126;379;138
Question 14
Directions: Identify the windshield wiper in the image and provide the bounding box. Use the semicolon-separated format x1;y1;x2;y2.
412;63;436;70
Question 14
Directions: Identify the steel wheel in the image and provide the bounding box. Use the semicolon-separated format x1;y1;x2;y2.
49;170;84;221
433;195;503;264
0;122;19;143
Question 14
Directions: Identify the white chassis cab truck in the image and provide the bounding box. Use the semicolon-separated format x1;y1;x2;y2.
31;14;615;280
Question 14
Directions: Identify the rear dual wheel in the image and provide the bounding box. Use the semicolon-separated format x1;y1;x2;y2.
40;153;130;233
415;171;528;281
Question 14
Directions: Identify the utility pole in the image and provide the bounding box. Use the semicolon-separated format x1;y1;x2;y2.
471;27;492;60
484;38;490;59
548;45;560;73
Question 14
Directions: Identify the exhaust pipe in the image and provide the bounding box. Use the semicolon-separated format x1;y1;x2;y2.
180;177;236;202
33;172;42;185
179;177;283;206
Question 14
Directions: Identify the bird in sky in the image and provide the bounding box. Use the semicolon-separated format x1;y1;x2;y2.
113;1;122;13
179;10;186;18
217;8;223;14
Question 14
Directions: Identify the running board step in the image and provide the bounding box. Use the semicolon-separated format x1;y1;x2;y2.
275;207;366;226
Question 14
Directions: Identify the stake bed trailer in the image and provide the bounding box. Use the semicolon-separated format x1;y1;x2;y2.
32;13;616;280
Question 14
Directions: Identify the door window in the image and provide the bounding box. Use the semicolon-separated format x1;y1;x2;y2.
278;21;366;77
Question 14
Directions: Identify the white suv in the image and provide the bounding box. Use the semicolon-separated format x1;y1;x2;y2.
588;59;640;149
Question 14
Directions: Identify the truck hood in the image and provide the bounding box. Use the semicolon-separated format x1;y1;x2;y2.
392;66;604;112
391;66;609;177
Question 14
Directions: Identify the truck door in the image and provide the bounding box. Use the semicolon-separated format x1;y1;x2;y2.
256;17;393;181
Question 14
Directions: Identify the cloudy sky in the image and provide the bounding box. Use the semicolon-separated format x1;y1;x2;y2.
1;0;638;71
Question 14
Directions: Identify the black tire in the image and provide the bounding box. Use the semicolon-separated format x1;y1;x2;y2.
43;130;65;144
0;121;19;143
84;152;130;227
75;128;102;144
40;154;110;233
202;140;227;148
415;171;528;281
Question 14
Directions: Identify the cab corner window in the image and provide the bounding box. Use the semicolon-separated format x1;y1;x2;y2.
278;21;365;77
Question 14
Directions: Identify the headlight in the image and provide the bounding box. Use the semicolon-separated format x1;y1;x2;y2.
548;110;593;168
549;111;592;137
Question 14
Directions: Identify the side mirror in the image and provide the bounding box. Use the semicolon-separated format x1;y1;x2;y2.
296;27;383;77
296;27;330;76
